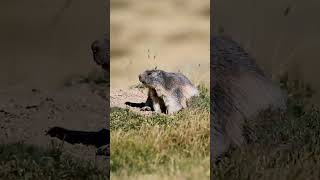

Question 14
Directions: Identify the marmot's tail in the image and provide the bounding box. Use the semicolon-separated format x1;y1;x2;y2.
45;127;109;149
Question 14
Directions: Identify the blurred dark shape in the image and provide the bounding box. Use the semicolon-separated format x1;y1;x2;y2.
284;5;292;16
50;0;73;27
46;126;109;149
91;37;110;72
211;36;287;161
218;27;225;34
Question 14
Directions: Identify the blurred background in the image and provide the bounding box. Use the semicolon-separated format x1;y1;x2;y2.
0;0;107;90
0;1;109;176
213;0;320;104
110;0;210;88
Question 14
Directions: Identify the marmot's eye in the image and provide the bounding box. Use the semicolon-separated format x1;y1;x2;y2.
147;72;152;76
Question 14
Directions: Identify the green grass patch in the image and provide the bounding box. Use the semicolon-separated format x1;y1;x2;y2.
188;84;210;111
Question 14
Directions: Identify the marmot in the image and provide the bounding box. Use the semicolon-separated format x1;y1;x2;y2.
211;36;287;161
137;69;199;114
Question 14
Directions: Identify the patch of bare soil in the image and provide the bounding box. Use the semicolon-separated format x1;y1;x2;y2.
0;83;108;169
110;87;155;116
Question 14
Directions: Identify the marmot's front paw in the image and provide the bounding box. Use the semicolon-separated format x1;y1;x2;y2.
141;106;152;111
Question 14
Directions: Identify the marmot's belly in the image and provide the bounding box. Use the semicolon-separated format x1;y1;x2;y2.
162;95;183;114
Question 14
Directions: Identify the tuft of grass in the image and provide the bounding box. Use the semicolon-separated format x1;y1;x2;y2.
0;142;109;180
188;84;210;111
213;76;320;180
110;86;210;179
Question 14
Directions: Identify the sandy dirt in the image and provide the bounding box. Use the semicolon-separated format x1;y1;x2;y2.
111;87;159;116
0;83;108;169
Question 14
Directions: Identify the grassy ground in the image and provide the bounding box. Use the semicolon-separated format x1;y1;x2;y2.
110;85;210;180
213;76;320;180
0;142;108;180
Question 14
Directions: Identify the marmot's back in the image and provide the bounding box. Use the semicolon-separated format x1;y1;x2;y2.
211;36;287;159
140;70;199;97
162;71;199;98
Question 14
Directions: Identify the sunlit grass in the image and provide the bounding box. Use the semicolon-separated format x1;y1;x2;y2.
110;87;210;179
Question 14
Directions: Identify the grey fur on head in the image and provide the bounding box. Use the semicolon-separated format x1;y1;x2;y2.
211;36;287;162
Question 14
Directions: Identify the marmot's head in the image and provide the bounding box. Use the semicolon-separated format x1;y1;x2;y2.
91;39;109;70
139;70;166;88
